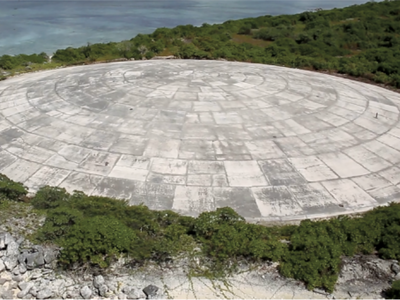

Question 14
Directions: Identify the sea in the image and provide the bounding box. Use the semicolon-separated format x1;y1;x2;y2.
0;0;379;56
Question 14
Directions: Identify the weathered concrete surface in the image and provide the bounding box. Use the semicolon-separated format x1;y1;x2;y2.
1;60;400;221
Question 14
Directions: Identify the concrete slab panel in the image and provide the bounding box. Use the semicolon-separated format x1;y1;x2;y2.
344;146;392;172
289;156;338;182
379;167;400;186
322;179;378;210
77;151;121;176
252;186;304;218
351;174;400;204
225;161;268;187
24;166;71;192
143;137;181;158
288;183;345;216
151;158;188;175
172;186;214;216
1;159;42;183
259;159;306;186
318;152;370;178
213;187;261;218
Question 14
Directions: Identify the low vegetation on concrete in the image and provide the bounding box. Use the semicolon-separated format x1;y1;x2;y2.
2;173;400;294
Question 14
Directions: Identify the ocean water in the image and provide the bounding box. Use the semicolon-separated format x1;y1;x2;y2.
0;0;377;56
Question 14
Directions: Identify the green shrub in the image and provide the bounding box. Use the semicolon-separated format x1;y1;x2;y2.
280;220;343;292
36;206;83;241
386;280;400;299
58;216;136;268
0;174;27;201
194;207;245;237
31;186;69;209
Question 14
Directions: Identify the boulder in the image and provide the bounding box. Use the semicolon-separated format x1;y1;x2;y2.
18;251;28;265
0;259;5;273
93;274;105;289
17;282;34;299
391;263;400;275
80;285;92;299
12;275;24;282
37;288;53;299
3;256;18;271
0;289;14;299
98;284;108;297
118;293;127;300
25;252;45;270
29;269;42;280
0;236;5;250
18;264;27;275
65;288;80;299
143;285;159;299
6;240;19;257
50;279;66;297
34;252;45;267
0;233;13;249
12;266;20;275
29;286;38;297
43;249;57;264
126;288;146;299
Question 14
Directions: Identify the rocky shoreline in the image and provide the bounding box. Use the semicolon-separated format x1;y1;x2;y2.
0;227;399;300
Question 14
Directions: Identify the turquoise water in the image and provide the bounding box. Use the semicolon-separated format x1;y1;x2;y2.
0;0;377;56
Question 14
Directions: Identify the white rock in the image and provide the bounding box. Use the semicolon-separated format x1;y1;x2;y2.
3;233;14;246
118;293;127;300
0;259;5;272
93;275;105;289
99;284;108;297
3;256;18;271
6;240;20;257
17;282;34;299
80;285;92;299
29;269;42;280
18;264;27;275
12;265;20;275
126;288;146;299
29;286;38;297
37;288;53;299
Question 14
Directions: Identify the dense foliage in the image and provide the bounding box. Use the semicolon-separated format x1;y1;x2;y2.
0;53;48;70
1;0;400;88
0;175;399;294
386;280;400;299
0;174;27;201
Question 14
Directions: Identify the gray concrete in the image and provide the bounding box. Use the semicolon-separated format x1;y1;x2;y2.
1;60;400;221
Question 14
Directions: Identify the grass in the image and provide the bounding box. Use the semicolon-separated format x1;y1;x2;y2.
158;48;177;56
231;34;272;47
330;18;360;26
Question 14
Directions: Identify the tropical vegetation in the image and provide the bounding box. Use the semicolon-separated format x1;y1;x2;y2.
1;0;400;88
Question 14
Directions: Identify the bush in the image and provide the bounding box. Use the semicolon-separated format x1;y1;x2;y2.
386;280;400;299
194;207;245;237
31;186;69;209
238;24;252;35
58;216;136;267
0;174;27;200
36;206;83;241
279;220;343;292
